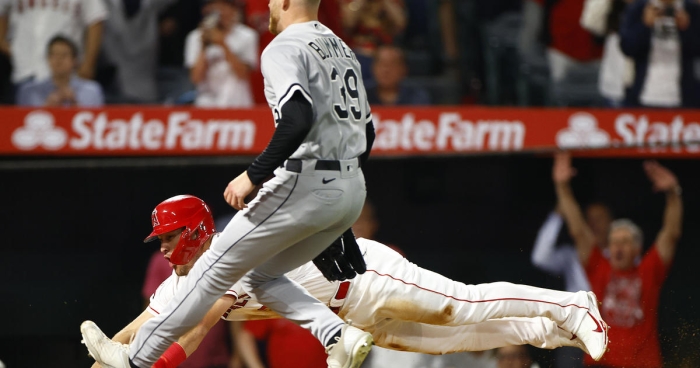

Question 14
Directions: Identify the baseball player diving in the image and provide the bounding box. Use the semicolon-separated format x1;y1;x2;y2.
82;195;610;368
82;1;379;367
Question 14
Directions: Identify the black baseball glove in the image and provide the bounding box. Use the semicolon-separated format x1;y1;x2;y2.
313;228;367;282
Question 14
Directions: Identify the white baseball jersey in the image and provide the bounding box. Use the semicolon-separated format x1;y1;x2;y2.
0;0;107;83
261;21;371;161
147;238;589;355
184;23;258;108
148;234;341;321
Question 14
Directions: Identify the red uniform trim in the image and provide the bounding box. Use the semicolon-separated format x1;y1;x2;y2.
365;269;590;311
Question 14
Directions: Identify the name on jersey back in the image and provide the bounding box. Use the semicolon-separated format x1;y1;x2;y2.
307;37;357;62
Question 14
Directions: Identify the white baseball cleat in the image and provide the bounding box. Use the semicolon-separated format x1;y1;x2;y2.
80;320;131;368
572;292;609;361
326;323;374;368
556;325;588;354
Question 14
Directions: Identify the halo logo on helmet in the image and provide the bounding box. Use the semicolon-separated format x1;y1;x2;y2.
144;195;216;265
151;210;160;227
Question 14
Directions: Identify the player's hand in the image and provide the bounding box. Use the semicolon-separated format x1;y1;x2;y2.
224;171;255;210
644;160;679;192
552;151;576;184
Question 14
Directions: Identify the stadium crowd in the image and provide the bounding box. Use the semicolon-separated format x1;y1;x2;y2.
0;0;698;108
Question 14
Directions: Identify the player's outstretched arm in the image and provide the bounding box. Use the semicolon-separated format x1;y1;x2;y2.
87;309;154;368
176;297;234;356
552;152;596;267
645;161;683;265
151;297;235;368
112;309;154;344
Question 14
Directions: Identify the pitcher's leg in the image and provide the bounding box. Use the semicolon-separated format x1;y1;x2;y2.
242;227;360;345
129;175;328;367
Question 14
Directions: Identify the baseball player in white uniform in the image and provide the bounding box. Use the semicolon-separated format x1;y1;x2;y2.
82;195;609;368
0;0;107;84
83;1;378;368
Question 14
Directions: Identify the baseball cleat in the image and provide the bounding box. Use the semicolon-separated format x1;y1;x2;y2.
572;292;609;361
80;320;131;368
326;323;374;368
556;326;588;354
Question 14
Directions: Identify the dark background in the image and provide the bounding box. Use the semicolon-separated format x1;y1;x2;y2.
0;155;698;367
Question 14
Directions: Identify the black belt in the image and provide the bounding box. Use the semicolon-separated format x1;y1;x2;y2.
284;159;359;173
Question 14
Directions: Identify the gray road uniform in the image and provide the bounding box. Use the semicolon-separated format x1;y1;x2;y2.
129;21;375;367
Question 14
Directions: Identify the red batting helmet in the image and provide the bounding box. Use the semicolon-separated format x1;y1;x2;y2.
144;195;216;265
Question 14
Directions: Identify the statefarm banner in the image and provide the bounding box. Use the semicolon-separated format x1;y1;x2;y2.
1;106;700;157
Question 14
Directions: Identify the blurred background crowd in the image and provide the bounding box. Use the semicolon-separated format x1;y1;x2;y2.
1;0;699;109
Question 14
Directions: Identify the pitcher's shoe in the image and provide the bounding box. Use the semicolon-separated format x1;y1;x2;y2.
80;320;131;368
326;323;373;368
572;292;609;361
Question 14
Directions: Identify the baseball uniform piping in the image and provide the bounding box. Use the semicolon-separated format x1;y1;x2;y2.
278;83;313;110
365;269;590;311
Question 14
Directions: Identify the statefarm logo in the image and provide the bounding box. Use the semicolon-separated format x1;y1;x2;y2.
11;110;256;151
12;110;68;150
373;112;525;152
556;112;611;149
557;112;700;152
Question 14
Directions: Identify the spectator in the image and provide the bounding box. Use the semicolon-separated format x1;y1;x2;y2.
158;0;203;67
532;202;613;293
185;0;258;108
553;152;683;368
619;0;700;107
366;45;431;105
496;346;538;368
0;0;106;89
520;0;603;106
0;10;10;103
341;0;407;82
16;36;104;107
531;203;611;368
580;0;634;107
100;0;176;103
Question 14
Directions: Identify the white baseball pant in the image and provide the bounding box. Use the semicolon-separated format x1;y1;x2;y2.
339;240;590;354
